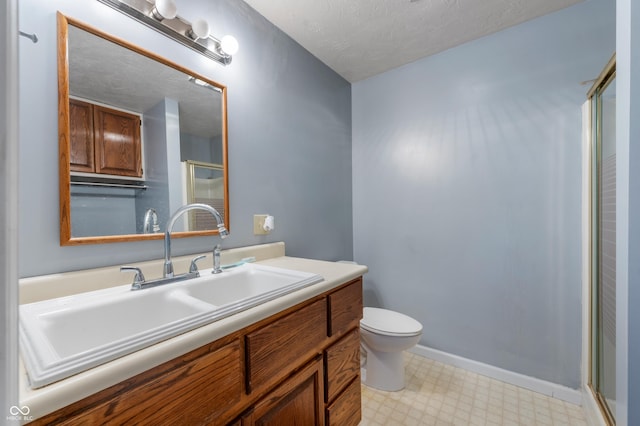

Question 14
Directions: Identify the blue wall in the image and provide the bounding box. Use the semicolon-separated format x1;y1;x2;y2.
352;0;614;389
18;0;353;277
136;99;175;233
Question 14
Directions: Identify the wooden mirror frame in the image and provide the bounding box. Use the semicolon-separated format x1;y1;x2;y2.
57;12;229;246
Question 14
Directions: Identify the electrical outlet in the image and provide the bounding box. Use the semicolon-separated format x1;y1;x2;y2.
253;214;269;235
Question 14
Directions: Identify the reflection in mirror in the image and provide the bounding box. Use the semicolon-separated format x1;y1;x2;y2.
57;13;229;245
185;161;225;232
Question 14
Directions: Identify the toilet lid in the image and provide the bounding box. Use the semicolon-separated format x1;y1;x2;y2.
360;307;423;337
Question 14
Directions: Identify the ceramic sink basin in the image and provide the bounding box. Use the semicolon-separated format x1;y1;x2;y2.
19;263;323;388
184;264;324;306
29;289;212;359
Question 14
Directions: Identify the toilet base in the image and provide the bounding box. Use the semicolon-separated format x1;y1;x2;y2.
362;348;405;392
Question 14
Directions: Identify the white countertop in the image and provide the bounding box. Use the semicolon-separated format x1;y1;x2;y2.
18;243;367;422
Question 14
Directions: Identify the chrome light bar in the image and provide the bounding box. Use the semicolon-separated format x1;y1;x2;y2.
96;0;234;65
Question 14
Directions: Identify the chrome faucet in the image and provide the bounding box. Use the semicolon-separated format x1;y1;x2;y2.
121;203;228;290
121;253;208;290
142;208;160;233
164;203;228;278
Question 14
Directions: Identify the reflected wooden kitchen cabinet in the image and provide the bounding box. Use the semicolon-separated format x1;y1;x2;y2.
69;98;142;178
68;99;94;173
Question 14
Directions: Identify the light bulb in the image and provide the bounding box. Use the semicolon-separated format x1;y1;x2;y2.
188;76;208;87
220;35;239;55
151;0;177;21
188;19;210;40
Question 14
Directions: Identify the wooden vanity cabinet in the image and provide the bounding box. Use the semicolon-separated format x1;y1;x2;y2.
30;277;363;426
69;98;142;178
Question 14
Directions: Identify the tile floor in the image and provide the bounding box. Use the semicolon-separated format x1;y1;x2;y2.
360;352;588;426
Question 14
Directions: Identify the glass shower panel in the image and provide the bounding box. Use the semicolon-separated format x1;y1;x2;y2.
590;64;616;424
597;77;616;417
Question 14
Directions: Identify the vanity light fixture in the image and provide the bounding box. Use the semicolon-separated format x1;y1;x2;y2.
187;19;210;41
187;76;222;92
220;35;239;56
97;0;238;65
150;0;177;21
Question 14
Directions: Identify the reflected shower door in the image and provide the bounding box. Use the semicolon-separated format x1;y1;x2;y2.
185;160;225;231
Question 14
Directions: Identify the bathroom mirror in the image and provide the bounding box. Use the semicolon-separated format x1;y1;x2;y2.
57;13;229;245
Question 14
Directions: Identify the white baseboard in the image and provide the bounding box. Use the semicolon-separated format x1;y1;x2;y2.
409;344;582;406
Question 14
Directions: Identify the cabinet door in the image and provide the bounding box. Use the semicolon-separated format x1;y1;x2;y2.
93;104;142;177
243;357;324;426
69;99;95;173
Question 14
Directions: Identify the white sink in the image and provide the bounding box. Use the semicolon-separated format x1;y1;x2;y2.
33;289;212;358
184;264;324;306
19;263;323;388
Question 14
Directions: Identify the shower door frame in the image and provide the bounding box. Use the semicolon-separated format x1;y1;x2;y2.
586;53;616;426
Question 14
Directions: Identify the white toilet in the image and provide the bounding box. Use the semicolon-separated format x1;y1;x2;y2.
360;307;423;392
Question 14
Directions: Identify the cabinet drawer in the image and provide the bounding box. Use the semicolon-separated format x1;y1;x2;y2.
325;329;360;403
327;279;363;337
246;299;327;393
59;340;243;425
326;376;361;426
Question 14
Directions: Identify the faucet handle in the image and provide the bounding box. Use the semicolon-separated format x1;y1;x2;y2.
189;255;207;275
120;266;146;289
212;244;223;274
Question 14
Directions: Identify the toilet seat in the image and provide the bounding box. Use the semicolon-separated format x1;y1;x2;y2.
360;307;422;337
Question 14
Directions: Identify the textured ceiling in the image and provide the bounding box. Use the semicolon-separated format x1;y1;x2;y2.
242;0;584;82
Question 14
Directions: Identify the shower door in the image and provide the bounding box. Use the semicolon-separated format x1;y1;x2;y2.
588;56;616;425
